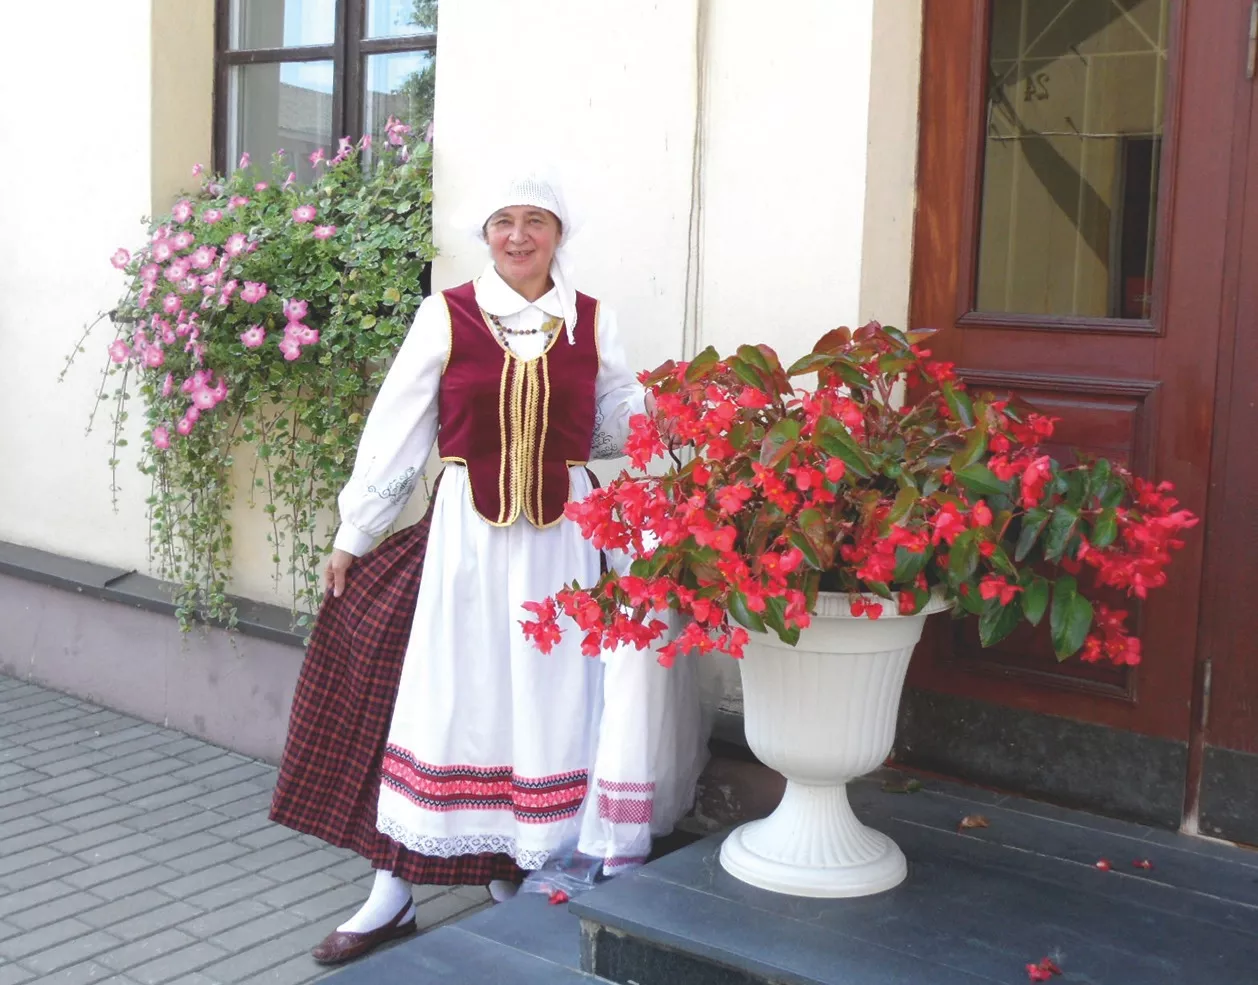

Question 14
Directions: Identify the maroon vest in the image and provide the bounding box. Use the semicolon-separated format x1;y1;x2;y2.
437;281;599;527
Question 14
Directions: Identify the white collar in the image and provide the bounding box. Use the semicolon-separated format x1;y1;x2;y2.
474;263;565;320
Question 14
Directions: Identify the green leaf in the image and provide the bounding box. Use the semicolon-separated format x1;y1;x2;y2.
1050;575;1094;660
949;530;979;582
1042;507;1080;563
763;595;801;646
1091;507;1118;548
979;599;1022;647
987;543;1017;577
814;417;873;478
728;356;769;391
737;344;772;373
728;590;767;634
954;464;1009;498
788;529;822;569
893;546;929;584
1015;507;1050;562
760;418;801;468
950;420;988;472
941;382;975;427
684;346;720;382
787;351;837;375
1021;576;1049;626
888;485;919;527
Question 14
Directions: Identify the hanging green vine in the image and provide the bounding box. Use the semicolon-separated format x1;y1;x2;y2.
62;122;434;630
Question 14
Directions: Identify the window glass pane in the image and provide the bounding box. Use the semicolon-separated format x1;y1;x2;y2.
363;50;435;157
365;0;437;39
227;61;334;183
230;0;335;49
975;0;1170;319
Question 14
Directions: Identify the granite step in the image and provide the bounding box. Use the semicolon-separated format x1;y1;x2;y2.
571;772;1258;985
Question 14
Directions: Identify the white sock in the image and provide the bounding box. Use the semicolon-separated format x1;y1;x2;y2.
488;879;519;903
337;869;415;933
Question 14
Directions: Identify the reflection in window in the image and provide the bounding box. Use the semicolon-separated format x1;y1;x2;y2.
227;61;334;184
230;0;337;49
366;0;437;38
364;51;435;160
975;0;1170;319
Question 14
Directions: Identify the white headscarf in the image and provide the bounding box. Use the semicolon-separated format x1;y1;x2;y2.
469;169;581;345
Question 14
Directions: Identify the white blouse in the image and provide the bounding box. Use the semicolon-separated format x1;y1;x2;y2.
333;264;646;556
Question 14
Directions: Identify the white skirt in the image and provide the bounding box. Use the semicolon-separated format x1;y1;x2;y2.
376;464;708;872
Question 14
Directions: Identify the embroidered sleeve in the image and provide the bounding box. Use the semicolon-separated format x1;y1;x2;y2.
591;306;647;460
333;294;450;555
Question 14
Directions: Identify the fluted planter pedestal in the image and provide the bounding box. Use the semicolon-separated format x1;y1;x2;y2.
719;592;950;898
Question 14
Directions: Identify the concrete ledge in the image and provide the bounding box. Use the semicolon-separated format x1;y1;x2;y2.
0;569;305;763
0;539;307;649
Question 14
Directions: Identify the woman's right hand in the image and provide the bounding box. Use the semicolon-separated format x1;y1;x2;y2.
324;549;356;598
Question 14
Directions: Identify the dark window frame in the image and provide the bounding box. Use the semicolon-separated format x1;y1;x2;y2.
212;0;436;174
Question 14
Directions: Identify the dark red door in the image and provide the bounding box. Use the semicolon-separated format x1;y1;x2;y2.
1194;21;1258;845
901;0;1247;828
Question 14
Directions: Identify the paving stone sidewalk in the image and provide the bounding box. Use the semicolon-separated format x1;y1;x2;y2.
0;674;490;985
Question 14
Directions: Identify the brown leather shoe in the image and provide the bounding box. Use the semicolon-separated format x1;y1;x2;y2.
311;900;417;965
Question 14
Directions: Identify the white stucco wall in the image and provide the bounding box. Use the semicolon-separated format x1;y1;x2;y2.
0;0;922;615
0;2;154;572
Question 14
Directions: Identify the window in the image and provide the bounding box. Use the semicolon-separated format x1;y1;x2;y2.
975;0;1169;319
214;0;436;181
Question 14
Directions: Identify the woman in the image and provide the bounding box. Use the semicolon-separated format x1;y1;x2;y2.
270;173;700;966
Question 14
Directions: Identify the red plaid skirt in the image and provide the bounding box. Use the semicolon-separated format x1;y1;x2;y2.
269;475;524;885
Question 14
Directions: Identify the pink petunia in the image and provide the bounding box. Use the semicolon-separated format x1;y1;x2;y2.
143;345;165;369
312;225;337;240
220;279;239;304
192;386;218;411
283;299;308;322
282;171;296;190
225;233;248;257
191;164;204;177
228;195;250;210
108;340;131;363
140;263;161;283
179;277;200;295
287;322;320;345
185;405;201;423
385;115;411;146
292;205;317;224
239;152;251;168
201;268;222;287
152;241;173;262
172;231;195;251
358;134;372;151
162;372;175;397
138;287;154;309
171;200;193;223
240;281;268;304
309;148;326;167
278;337;303;361
176;417;195;436
190;246;217;269
164;261;190;283
110;248;130;269
152;425;171;450
201;209;223;224
254;181;269;192
240;324;266;348
337;136;353;158
211;377;228;403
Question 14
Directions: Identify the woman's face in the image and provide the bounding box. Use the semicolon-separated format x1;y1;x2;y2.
484;206;561;288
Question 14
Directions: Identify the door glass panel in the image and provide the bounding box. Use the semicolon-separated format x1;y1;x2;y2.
976;0;1170;319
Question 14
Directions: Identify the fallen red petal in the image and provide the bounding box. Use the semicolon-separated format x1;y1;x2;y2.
1095;859;1112;871
1133;858;1154;870
548;889;570;905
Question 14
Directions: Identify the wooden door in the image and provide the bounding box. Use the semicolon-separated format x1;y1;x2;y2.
901;0;1246;828
1194;24;1258;846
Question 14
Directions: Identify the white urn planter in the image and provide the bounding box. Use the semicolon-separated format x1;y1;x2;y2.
719;591;950;898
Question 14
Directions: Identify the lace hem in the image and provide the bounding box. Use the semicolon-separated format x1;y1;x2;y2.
376;814;552;870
